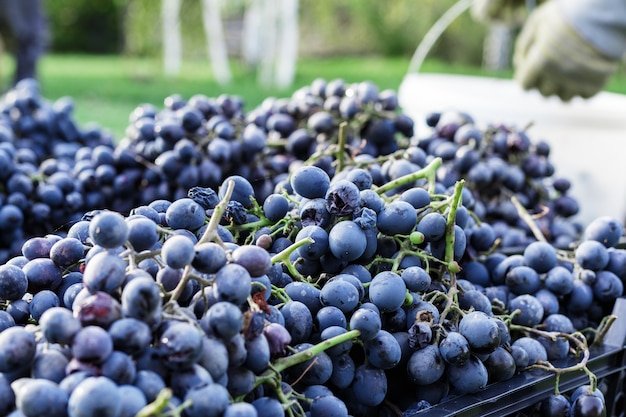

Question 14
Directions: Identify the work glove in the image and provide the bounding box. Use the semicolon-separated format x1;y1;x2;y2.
513;1;620;101
470;0;534;27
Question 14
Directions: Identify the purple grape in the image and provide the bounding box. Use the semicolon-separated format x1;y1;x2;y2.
88;211;129;249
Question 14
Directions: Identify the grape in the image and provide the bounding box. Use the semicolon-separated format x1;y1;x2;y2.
329;353;356;389
538;393;572;416
165;198;206;231
575;240;610;271
192;242;228;274
319;278;360;314
170;364;213;398
14;378;68;417
161;234;196;269
32;348;69;382
368;271;407;313
39;306;82;345
439;331;471;366
68;376;121;417
73;290;122;328
243;333;271;374
22;236;54;260
570;390;606;417
280;301;313;344
325;179;361;216
231;245;272;277
544;265;575;295
203;301;244;341
251;397;285;417
126;215;159;252
82;250;127;294
214;263;252;306
0;373;14;415
512;336;548;366
0;326;37;373
592;270;624;303
458;289;492;314
376;200;417;236
72;325;114;363
310;395;349;417
120;276;162;327
283;281;323;314
509;294;545;327
0;310;15;332
583;216;623;248
296;225;329;260
291;165;331;199
224;402;258;417
285;342;333;386
349;307;382;341
134;370;167;403
363;329;401;369
316;306;347;331
417;212;447;242
351;364;387;407
328;220;367;261
446;354;489;395
263;193;290;222
49;237;85;267
0;264;28;300
117;385;147;417
458;311;500;354
401;266;431;293
88;211;129;248
101;350;136;384
23;257;63;293
523;241;558;273
407;344;446;385
505;265;541;295
299;198;332;228
484;346;516;383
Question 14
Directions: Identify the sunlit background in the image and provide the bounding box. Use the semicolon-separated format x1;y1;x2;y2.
0;0;620;142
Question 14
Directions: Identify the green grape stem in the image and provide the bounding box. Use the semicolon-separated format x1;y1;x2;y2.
270;237;315;282
135;388;175;417
196;179;235;246
256;329;361;385
511;195;548;243
375;157;442;195
336;121;349;173
169;179;235;303
436;180;465;331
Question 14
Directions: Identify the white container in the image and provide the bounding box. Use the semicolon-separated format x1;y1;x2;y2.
398;73;626;226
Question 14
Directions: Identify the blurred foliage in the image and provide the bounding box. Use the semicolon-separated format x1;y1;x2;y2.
45;0;126;53
298;0;486;64
44;0;486;65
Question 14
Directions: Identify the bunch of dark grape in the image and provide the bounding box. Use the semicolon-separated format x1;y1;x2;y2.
0;79;115;262
0;77;622;417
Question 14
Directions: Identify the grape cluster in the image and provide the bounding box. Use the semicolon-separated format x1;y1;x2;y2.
0;78;622;417
0;79;116;262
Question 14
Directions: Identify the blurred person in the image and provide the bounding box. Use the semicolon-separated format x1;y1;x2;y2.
0;0;48;85
472;0;626;101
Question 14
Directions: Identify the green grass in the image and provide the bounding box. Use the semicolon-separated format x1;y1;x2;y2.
3;54;624;140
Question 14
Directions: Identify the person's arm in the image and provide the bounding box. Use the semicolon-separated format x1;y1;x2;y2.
560;0;626;61
513;0;626;101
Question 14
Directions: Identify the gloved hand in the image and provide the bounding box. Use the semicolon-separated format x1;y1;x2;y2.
513;1;619;101
470;0;532;26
